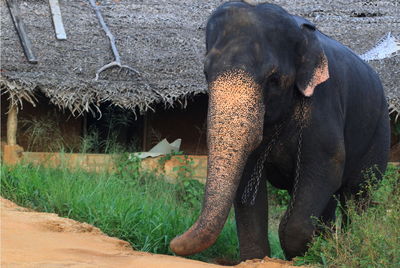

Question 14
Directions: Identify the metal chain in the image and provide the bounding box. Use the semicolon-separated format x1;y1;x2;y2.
241;97;309;206
279;97;309;253
241;122;286;205
283;112;304;220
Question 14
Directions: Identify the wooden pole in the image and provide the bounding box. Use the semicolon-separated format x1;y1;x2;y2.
7;103;18;145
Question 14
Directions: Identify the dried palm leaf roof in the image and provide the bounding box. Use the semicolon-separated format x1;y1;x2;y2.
1;0;399;116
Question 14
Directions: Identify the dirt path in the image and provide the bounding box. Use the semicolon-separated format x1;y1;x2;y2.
1;197;296;268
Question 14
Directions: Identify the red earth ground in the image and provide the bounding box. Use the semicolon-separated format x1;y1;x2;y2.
1;197;299;268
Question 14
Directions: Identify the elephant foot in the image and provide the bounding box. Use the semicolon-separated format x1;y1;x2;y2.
279;219;314;260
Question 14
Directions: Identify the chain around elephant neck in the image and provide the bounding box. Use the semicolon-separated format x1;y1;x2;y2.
241;97;309;205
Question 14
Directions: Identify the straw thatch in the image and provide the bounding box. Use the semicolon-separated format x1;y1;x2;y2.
1;0;399;116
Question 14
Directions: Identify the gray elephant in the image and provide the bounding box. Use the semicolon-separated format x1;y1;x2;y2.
170;1;390;260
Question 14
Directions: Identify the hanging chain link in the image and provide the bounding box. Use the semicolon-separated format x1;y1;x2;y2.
241;121;286;205
279;98;309;253
241;97;309;206
284;108;305;220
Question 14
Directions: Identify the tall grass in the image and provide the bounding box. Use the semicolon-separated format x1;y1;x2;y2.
20;112;66;152
6;158;396;266
0;157;289;262
0;161;238;262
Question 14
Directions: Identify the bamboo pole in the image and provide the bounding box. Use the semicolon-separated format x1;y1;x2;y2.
7;103;18;145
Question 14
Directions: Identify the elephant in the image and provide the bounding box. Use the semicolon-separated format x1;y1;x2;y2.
170;1;390;261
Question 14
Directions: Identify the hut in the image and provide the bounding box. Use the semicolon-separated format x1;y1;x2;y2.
1;0;212;155
1;0;399;160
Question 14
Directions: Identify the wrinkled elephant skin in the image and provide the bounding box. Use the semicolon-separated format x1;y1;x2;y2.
171;70;265;255
170;1;390;261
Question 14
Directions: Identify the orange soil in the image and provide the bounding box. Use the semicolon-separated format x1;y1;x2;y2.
1;197;296;268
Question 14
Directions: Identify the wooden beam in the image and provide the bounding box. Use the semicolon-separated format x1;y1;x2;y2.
7;103;18;146
48;0;67;40
6;0;38;63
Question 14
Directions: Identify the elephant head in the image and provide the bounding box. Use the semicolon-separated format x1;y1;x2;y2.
170;2;329;256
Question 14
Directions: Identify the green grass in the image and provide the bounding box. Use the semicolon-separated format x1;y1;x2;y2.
4;159;397;266
0;159;285;263
295;164;400;267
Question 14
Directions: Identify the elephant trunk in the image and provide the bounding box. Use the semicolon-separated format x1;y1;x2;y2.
170;70;265;256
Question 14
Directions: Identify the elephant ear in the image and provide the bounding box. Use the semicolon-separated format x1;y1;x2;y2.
296;23;330;97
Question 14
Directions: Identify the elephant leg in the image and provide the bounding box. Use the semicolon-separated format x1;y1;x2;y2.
279;154;344;260
318;196;338;232
234;180;269;261
339;121;389;228
234;154;270;261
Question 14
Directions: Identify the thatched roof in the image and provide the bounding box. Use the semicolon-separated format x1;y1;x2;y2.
1;0;399;116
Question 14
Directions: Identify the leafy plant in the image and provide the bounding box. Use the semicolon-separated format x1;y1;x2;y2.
114;152;142;180
173;154;196;180
157;151;183;167
268;183;290;206
175;177;204;210
166;154;204;209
